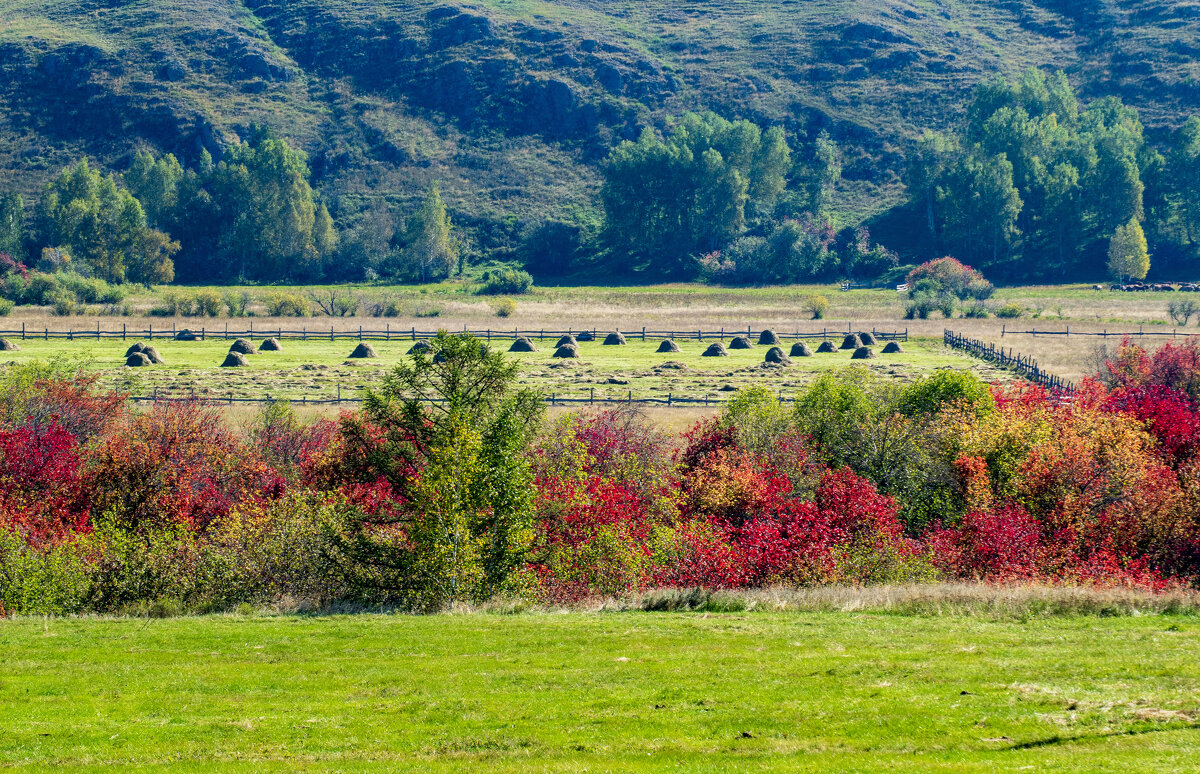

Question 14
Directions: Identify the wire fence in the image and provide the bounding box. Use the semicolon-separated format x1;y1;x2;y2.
1001;324;1200;338
0;322;909;343
945;329;1074;394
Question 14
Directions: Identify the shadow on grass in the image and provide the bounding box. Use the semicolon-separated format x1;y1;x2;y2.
1006;721;1200;751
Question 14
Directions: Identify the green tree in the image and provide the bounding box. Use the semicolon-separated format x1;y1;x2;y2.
1107;217;1150;283
803;130;841;217
333;332;542;605
601;112;789;277
0;193;24;262
1169;117;1200;248
124;150;183;228
35;159;174;284
394;184;457;282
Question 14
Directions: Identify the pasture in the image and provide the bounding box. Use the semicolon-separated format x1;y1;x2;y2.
3;603;1200;772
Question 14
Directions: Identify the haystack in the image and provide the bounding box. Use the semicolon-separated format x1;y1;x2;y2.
851;346;876;360
790;342;814;357
702;342;729;357
229;338;256;355
174;329;198;341
125;352;152;367
0;338;18;352
348;342;378;359
556;335;578;348
509;337;537;353
882;341;904;354
221;352;250;367
258;338;282;352
603;332;627;345
729;335;754;350
408;340;432;354
858;331;878;346
840;333;862;350
142;346;165;364
765;347;791;365
553;344;580;358
125;342;146;357
656;339;682;353
817;341;837;353
576;331;595;342
758;329;781;346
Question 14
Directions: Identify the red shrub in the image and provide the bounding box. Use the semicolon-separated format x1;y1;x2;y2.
0;423;89;545
1;374;126;443
1105;385;1200;460
84;401;283;532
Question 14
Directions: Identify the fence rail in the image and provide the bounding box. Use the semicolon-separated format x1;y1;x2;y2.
128;389;770;408
1001;325;1200;338
945;329;1074;394
0;323;908;343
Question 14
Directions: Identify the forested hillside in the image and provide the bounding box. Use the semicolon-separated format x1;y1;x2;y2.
2;0;1200;282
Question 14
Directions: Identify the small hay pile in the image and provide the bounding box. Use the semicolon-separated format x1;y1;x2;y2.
729;335;754;350
858;331;878;346
603;332;627;345
790;342;814;357
221;352;250;367
657;339;682;353
840;334;863;350
757;329;781;346
349;342;378;359
556;335;578;348
125;352;152;367
174;330;198;341
702;342;729;357
125;342;147;357
229;338;257;355
764;346;791;365
576;331;595;342
553;344;580;359
655;361;690;371
408;340;432;354
882;341;904;354
509;337;538;352
258;338;282;351
0;338;19;352
851;346;876;360
817;341;837;353
142;346;165;364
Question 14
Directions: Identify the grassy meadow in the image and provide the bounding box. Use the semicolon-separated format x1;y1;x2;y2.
4;598;1200;772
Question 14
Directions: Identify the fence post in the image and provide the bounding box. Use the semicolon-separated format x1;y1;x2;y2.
122;323;125;340
668;392;672;407
96;321;100;340
590;388;594;404
642;326;646;341
386;324;390;341
359;326;362;341
148;324;152;341
21;322;25;340
201;327;205;341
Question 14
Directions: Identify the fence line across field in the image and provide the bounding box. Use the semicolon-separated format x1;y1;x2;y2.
1001;325;1200;338
945;329;1074;394
129;388;772;409
0;322;908;343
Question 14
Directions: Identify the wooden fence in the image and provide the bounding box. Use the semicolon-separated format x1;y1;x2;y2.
128;387;779;409
944;329;1075;394
1001;325;1200;339
0;322;908;343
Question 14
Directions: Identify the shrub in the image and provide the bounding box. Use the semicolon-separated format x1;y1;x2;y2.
0;528;92;615
223;290;252;317
367;298;403;317
0;299;12;316
802;294;830;320
47;288;81;316
263;292;309;317
492;297;517;318
1168;299;1199;326
56;273;125;305
995;302;1023;318
899;371;995;418
194;289;223;317
478;268;533;295
906;257;993;300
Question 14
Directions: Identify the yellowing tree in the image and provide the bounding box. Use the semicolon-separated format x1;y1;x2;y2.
1107;217;1150;283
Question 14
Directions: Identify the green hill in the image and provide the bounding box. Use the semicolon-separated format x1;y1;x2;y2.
2;0;1199;261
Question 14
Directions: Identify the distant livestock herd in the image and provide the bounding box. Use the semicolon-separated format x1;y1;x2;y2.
1104;283;1200;292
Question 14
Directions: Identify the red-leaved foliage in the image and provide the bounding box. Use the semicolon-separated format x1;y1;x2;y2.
1;374;126;443
1106;385;1200;460
0;423;89;545
84;401;283;532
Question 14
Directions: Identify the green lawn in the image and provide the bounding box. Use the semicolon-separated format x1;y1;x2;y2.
0;335;1009;402
2;611;1199;772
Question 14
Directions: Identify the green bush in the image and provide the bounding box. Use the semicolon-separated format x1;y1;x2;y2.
802;294;830;320
56;273;125;304
995;302;1024;319
0;528;92;615
478;268;534;295
24;273;61;306
898;370;996;418
263;292;309;317
0;298;13;316
223;290;252;317
156;290;197;317
194;289;223;317
47;288;81;316
80;519;204;612
492;297;517;318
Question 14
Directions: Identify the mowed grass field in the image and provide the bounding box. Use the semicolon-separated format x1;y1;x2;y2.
0;335;1010;402
3;608;1200;772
